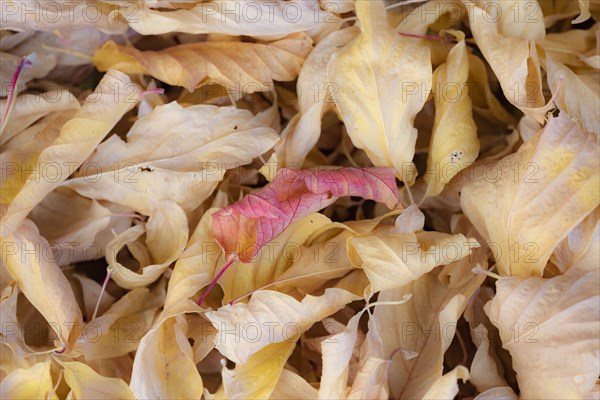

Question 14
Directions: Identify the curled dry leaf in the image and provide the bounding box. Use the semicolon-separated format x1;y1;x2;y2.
1;0;598;398
130;315;204;399
461;114;599;277
94;34;313;93
1;69;140;238
464;0;546;116
205;288;358;364
485;268;600;398
375;267;485;400
75;285;165;360
1;219;83;353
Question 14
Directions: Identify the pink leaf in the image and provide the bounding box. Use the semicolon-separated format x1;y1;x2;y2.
212;167;401;263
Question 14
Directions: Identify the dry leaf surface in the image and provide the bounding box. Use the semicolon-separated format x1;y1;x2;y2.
0;1;598;399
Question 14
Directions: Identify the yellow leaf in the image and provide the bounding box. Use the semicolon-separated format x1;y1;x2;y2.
103;202;188;289
420;365;470;399
485;269;600;398
0;90;78;146
217;213;333;304
62;361;135;400
29;189;131;266
1;219;83;353
75;286;164;360
374;268;484;399
465;1;546;115
547;54;599;135
270;369;317;400
130;316;203;399
348;225;478;292
466;53;515;125
1;69;140;238
461;114;599;277
424;31;479;197
0;361;57;400
328;0;432;183
83;102;279;173
222;338;297;400
94;34;312;92
279;26;359;167
206;288;358;364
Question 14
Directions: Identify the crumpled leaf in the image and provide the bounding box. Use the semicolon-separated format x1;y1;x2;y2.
461;114;599;277
465;0;546;115
485;268;600;399
0;69;140;238
212;167;400;262
328;0;432;183
374;267;485;399
318;309;365;400
1;219;83;353
94;34;312;93
319;298;401;400
127;208;223;399
424;31;479;197
206;288;358;364
103;202;188;288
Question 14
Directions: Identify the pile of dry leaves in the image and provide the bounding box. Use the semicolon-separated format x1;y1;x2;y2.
1;0;599;399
